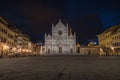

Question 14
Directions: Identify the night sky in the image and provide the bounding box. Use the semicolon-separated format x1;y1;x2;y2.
1;0;120;44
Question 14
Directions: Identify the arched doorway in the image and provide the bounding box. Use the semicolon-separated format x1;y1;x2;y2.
59;47;62;53
71;49;73;54
48;49;50;54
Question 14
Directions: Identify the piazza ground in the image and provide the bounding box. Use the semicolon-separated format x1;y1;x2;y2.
0;55;120;80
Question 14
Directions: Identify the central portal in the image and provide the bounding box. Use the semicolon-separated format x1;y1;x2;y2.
59;47;62;53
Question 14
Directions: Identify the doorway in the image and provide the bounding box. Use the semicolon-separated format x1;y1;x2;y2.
48;49;50;54
71;49;73;54
59;47;62;53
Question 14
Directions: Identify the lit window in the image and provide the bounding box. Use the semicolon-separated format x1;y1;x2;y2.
18;37;22;40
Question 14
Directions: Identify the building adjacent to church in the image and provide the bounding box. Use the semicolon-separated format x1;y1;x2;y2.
98;24;120;55
44;19;76;54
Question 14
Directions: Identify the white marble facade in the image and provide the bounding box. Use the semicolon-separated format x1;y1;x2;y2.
44;19;76;55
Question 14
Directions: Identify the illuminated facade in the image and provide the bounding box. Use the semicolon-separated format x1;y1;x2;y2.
76;42;99;55
80;46;99;55
0;16;16;56
0;16;33;57
17;34;33;54
98;24;120;55
111;25;120;55
44;19;76;54
98;29;112;47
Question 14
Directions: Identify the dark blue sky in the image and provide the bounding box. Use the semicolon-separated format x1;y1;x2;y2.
1;0;120;44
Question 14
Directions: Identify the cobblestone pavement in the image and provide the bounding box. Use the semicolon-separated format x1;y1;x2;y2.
0;55;120;80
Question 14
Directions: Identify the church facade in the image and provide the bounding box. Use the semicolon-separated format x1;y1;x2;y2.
44;19;76;55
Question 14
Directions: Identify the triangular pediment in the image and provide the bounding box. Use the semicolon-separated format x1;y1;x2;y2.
54;19;66;29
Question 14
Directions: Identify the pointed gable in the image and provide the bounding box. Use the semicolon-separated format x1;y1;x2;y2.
54;19;66;30
47;34;52;40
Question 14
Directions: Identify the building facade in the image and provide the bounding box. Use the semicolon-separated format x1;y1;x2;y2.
0;16;16;56
17;34;33;54
98;28;112;47
0;16;33;57
79;46;99;55
111;25;120;55
44;19;76;54
98;24;120;55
